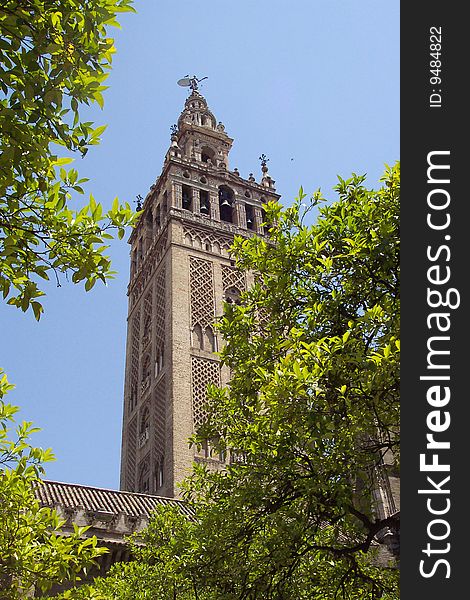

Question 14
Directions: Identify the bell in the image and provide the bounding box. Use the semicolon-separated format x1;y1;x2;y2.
200;204;209;214
247;218;253;226
220;199;231;207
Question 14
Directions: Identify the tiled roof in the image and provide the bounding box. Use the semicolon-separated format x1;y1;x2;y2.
36;480;194;519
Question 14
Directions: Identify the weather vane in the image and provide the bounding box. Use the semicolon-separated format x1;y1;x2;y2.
177;75;208;92
259;154;269;172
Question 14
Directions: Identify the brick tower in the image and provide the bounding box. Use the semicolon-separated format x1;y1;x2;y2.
119;81;280;498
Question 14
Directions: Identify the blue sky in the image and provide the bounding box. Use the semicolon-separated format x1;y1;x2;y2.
0;1;399;490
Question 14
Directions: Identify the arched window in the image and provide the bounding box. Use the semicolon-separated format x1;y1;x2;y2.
182;185;192;211
199;189;210;215
192;323;203;349
218;185;234;223
204;326;216;352
201;146;215;163
245;204;255;230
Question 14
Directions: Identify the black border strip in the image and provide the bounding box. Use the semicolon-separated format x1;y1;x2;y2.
401;4;466;596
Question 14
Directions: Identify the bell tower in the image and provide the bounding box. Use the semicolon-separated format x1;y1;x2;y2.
119;82;280;498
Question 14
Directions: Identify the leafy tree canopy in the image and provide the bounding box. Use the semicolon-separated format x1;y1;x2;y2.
187;163;400;598
66;164;400;600
1;3;135;597
0;0;136;319
0;372;106;599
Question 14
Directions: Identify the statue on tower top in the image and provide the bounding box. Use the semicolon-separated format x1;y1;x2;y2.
177;75;208;93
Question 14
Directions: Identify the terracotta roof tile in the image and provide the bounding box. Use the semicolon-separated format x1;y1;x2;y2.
36;480;193;518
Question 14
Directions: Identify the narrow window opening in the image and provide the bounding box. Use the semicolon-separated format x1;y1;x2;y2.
199;189;210;215
219;186;234;223
156;460;164;489
182;185;192;211
204;326;216;352
155;346;164;376
192;324;203;349
201;146;215;163
245;204;255;230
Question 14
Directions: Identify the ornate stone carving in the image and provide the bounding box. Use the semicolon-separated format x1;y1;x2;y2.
183;225;232;256
191;356;220;429
189;257;215;329
129;232;168;306
154;266;166;374
141;289;153;350
130;309;140;410
222;265;246;294
153;375;166;460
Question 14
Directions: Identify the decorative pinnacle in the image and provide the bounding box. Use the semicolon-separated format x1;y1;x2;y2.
170;124;178;136
259;154;269;173
135;194;143;211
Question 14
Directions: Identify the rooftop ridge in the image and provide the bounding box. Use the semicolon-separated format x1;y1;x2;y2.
35;479;194;519
39;479;186;504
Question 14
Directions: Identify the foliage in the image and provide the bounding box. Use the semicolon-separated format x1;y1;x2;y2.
1;3;136;597
0;0;136;319
56;506;209;600
187;163;400;598
66;164;400;600
0;371;106;599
